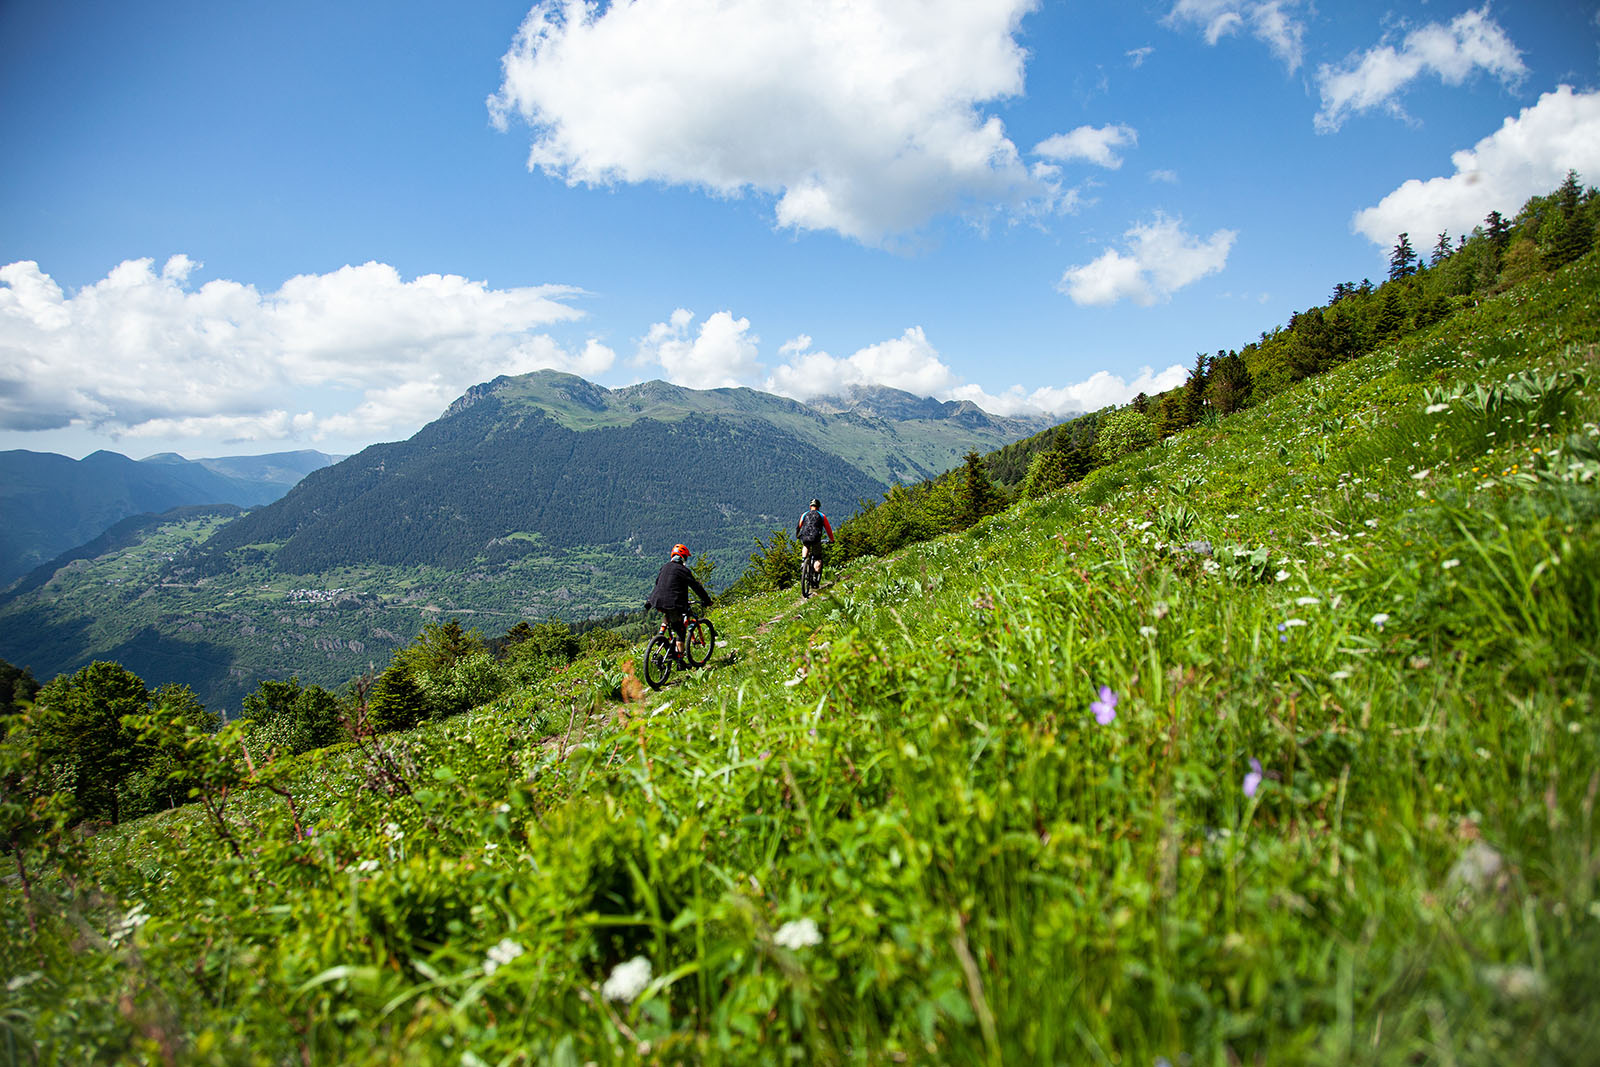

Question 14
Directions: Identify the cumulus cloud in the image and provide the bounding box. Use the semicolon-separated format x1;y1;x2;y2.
1315;6;1525;133
763;328;1183;417
0;256;612;445
1034;124;1138;169
1165;0;1306;71
1126;46;1154;68
1058;213;1237;306
1351;86;1600;248
487;0;1059;243
635;309;763;390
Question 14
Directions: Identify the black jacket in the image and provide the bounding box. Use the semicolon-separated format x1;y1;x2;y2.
646;559;711;614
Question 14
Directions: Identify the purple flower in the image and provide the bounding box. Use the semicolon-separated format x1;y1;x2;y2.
1090;685;1118;725
1243;758;1263;798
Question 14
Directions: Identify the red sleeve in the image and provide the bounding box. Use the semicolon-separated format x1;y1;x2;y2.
823;516;834;540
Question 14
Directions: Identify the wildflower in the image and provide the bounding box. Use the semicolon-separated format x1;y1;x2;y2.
1370;613;1390;628
1364;519;1379;528
384;821;403;838
1202;559;1221;574
498;803;511;813
1442;559;1460;569
774;918;824;950
1283;618;1307;628
1295;596;1320;606
603;956;653;1002
483;938;525;976
1243;759;1263;798
1275;569;1290;582
1425;403;1450;414
1089;686;1118;726
1331;670;1351;680
355;858;380;873
1139;625;1157;637
1411;469;1431;480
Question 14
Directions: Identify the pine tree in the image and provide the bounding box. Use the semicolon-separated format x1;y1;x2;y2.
29;662;151;824
1431;231;1452;266
955;451;1004;530
1484;210;1510;251
1388;233;1418;280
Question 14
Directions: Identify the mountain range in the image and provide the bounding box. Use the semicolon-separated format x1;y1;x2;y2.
0;448;340;589
0;373;1054;710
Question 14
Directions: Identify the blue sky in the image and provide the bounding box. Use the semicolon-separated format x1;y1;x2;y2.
2;0;1597;460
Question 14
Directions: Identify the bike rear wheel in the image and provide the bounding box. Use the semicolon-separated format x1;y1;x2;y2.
685;617;716;668
643;634;674;690
802;559;820;596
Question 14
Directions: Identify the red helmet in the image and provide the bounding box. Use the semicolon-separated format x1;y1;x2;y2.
672;544;691;558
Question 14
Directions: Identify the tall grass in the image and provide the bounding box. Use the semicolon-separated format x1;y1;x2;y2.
4;256;1599;1064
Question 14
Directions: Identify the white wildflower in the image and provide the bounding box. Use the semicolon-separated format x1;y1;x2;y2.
1364;519;1379;528
1412;469;1432;481
384;821;403;839
498;803;511;813
1295;597;1320;606
356;858;380;873
109;902;150;946
483;938;524;976
1275;569;1290;582
1425;403;1450;414
1139;626;1158;637
1331;670;1351;680
1202;559;1221;574
1442;559;1460;570
603;956;653;1002
1370;613;1390;628
1283;618;1307;628
774;918;824;950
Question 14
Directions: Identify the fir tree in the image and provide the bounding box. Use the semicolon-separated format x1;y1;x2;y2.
1431;231;1452;266
1388;233;1418;280
955;451;1005;530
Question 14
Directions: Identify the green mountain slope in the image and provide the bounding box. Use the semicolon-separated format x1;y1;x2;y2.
0;447;339;588
9;254;1598;1062
0;376;1045;710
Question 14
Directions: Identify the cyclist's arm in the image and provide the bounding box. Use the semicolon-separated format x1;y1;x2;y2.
823;516;835;542
686;572;712;610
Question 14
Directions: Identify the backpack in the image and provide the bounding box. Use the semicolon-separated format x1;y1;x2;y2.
798;510;824;542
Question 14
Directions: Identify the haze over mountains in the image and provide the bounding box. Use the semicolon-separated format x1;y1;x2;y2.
0;448;341;588
0;372;1053;710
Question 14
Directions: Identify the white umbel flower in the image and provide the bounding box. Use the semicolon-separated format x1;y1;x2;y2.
603;956;653;1001
774;918;823;950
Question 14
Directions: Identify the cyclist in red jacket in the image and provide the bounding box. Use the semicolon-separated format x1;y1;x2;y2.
795;499;834;583
645;543;711;658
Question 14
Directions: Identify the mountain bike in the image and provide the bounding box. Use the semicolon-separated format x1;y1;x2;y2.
800;544;825;597
642;613;716;690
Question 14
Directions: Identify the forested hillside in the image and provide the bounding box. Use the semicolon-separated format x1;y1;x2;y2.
0;448;337;588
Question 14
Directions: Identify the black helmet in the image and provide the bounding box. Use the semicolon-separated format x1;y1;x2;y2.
810;499;821;508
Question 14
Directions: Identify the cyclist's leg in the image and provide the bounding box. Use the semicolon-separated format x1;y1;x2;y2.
666;610;687;655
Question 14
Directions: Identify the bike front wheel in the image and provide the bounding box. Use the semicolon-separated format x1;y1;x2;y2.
642;634;674;690
685;617;716;668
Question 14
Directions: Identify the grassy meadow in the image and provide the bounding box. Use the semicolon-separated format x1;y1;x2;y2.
4;255;1599;1064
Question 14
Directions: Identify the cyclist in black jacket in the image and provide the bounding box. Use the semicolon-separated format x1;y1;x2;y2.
796;499;834;582
645;543;711;658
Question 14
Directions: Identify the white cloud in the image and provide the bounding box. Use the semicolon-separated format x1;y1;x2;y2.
487;0;1060;243
1315;7;1525;133
1351;86;1600;247
1149;169;1180;184
0;257;612;444
1166;0;1306;71
763;327;1183;417
1126;46;1154;68
635;309;762;390
1034;125;1138;169
1059;213;1237;306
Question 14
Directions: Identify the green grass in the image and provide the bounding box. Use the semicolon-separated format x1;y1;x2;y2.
5;257;1600;1065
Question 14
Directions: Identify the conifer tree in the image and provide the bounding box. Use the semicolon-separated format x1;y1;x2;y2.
955;450;1004;530
1431;231;1452;265
29;662;150;824
1388;233;1418;280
